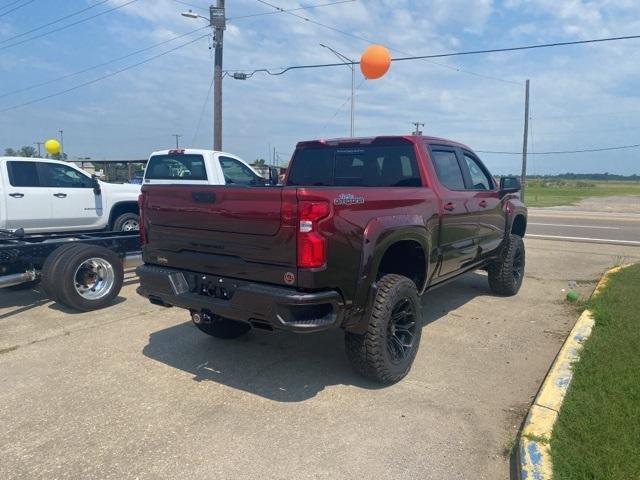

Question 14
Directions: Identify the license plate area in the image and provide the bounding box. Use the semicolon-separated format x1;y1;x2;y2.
196;275;238;300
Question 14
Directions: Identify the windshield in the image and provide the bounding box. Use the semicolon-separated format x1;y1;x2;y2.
287;144;422;187
145;154;207;180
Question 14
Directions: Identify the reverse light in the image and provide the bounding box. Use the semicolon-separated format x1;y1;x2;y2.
297;201;330;268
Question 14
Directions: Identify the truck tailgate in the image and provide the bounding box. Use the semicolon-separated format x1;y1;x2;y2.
142;185;298;286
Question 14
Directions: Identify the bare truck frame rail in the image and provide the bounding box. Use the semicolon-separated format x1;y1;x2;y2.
0;228;140;311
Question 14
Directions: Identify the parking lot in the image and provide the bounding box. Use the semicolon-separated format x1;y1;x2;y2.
1;238;639;480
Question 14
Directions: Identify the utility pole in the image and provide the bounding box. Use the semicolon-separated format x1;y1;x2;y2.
172;134;183;148
181;3;225;151
412;122;424;136
34;141;43;157
59;129;64;159
212;1;225;151
521;79;530;202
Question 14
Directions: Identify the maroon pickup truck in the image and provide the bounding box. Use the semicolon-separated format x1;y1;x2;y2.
137;136;527;383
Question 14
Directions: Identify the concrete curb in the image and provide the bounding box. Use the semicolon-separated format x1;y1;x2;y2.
517;266;624;480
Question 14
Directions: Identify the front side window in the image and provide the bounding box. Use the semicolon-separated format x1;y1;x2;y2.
219;156;261;186
430;150;465;190
463;154;493;190
145;154;207;181
7;161;39;187
40;163;93;188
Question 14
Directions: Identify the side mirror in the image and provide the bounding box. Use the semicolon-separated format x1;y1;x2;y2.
91;174;102;194
499;176;521;197
268;166;279;186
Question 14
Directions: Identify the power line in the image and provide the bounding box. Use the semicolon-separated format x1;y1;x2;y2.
229;0;356;21
172;0;207;12
321;78;366;132
0;27;209;99
226;33;640;77
171;0;358;19
0;0;111;45
253;0;520;85
476;144;640;155
0;0;140;51
0;34;209;113
0;0;28;11
0;0;36;18
192;68;215;145
0;0;36;16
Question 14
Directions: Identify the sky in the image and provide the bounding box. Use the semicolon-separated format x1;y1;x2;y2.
1;0;639;175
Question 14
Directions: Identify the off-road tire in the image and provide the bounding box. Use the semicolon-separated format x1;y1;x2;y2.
488;234;525;296
195;318;251;339
112;213;140;232
42;243;91;303
48;245;124;311
345;274;422;384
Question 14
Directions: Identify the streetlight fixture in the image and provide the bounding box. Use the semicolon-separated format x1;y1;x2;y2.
180;10;200;19
181;2;226;151
320;43;355;137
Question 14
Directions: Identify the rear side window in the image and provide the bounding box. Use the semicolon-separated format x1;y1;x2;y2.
145;154;207;180
7;161;39;187
431;150;465;191
463;153;493;190
287;144;422;187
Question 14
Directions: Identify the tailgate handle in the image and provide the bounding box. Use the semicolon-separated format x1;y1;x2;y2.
192;191;216;203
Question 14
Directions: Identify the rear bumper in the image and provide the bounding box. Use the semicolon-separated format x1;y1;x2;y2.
136;264;344;333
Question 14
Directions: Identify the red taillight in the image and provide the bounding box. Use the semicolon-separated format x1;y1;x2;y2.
138;193;146;244
297;201;330;268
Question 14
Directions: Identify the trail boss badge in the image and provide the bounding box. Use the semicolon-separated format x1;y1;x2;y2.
334;193;365;206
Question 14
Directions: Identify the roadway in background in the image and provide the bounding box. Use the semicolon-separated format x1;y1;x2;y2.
527;209;640;246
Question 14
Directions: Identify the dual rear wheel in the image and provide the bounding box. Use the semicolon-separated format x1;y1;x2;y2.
42;243;124;311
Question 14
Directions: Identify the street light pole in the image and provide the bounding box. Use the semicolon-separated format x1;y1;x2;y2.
172;134;183;148
181;2;225;151
320;44;355;137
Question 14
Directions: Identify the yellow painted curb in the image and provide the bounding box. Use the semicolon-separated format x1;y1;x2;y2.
518;265;628;480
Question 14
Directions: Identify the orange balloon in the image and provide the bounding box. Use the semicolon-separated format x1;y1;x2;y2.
360;44;391;79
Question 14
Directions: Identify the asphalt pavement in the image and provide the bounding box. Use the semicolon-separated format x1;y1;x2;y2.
527;209;640;246
2;239;640;480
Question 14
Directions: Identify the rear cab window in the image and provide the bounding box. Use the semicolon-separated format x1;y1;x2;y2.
145;154;207;181
287;143;422;187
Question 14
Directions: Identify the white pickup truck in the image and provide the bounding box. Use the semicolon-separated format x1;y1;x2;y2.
144;149;276;185
0;157;141;234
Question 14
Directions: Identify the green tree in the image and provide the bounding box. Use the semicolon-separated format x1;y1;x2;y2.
253;158;266;167
18;145;37;157
4;147;17;156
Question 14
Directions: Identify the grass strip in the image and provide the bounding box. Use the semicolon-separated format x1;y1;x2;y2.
550;264;640;480
525;181;640;207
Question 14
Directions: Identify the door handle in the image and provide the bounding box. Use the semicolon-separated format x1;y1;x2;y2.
53;193;67;198
443;202;455;212
192;191;216;203
9;193;24;198
479;200;488;208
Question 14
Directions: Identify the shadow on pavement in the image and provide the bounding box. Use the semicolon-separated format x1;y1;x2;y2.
0;286;50;320
142;272;490;402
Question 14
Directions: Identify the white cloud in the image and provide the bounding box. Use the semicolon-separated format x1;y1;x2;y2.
1;0;639;174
